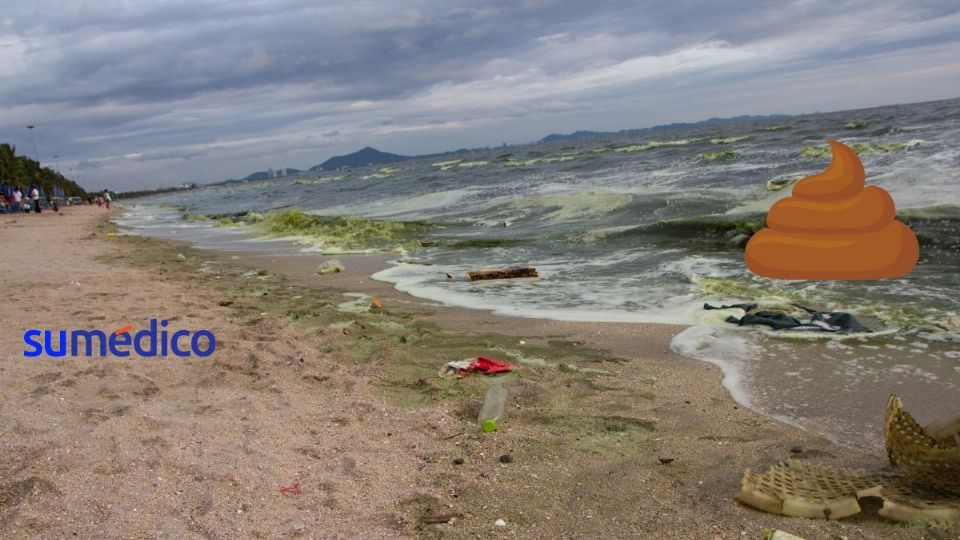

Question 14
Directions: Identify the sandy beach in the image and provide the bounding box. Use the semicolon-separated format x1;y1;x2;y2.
0;206;949;539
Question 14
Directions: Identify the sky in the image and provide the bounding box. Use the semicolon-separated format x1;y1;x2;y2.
1;1;958;191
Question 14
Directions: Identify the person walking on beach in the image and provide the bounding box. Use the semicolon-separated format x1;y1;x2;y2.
103;190;112;209
30;186;41;213
12;187;22;213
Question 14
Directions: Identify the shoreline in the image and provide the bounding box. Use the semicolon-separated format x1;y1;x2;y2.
0;206;937;538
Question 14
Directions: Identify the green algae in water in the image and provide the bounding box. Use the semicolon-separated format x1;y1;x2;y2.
448;238;526;249
701;150;739;161
615;138;706;153
182;213;212;222
710;135;751;144
801;141;921;158
253;208;429;252
215;218;245;227
693;276;780;299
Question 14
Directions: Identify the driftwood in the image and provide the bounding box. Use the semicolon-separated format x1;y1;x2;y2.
467;267;539;281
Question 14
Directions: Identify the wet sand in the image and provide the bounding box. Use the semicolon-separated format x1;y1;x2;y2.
0;206;947;539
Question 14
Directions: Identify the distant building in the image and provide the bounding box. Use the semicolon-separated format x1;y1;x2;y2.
280;167;287;177
267;167;276;178
179;182;198;189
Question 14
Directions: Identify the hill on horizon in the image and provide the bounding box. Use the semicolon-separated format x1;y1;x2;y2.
310;146;410;171
538;114;790;143
216;112;798;186
242;168;303;181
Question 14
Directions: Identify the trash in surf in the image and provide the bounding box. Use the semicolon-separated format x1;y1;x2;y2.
467;266;539;281
704;303;871;333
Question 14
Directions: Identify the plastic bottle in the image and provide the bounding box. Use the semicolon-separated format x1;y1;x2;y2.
478;384;507;433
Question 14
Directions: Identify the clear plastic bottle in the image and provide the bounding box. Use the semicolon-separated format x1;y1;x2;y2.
478;384;507;433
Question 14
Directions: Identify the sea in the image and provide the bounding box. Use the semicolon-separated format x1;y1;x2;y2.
116;98;960;452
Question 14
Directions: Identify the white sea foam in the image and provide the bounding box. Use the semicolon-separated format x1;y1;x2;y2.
371;261;702;325
313;188;476;219
509;189;634;223
670;325;759;407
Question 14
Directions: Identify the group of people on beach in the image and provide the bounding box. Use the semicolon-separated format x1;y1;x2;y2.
0;186;112;214
0;186;44;213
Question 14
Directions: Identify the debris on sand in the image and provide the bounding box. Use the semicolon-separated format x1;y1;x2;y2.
739;395;960;523
317;259;345;274
439;357;514;378
422;513;462;525
279;482;303;495
762;530;805;540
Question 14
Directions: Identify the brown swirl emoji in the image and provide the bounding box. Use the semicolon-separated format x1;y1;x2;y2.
745;140;918;280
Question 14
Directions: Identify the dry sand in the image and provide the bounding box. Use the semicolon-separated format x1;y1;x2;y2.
0;206;951;539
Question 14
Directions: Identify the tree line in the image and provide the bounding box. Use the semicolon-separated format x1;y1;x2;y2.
0;143;88;197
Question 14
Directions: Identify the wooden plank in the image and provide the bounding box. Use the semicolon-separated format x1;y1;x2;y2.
467;267;539;281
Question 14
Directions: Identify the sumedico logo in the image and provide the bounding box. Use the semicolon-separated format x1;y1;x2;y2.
23;319;216;358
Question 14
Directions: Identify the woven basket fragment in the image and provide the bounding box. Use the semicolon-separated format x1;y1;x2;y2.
738;395;960;523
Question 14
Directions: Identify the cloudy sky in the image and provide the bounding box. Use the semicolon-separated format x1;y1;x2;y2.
1;1;958;190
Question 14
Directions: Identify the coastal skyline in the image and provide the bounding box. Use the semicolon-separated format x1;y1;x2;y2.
1;0;959;190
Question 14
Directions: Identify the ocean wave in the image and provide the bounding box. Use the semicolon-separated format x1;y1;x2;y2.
508;190;634;223
800;140;922;158
592;215;763;248
898;205;960;251
710;135;751;144
613;137;707;153
294;173;349;185
361;166;398;179
700;150;739;161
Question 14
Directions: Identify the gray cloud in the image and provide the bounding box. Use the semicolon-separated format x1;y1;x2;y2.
0;0;958;189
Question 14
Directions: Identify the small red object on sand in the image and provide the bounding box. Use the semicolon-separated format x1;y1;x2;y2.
280;482;303;495
467;357;513;375
441;356;516;378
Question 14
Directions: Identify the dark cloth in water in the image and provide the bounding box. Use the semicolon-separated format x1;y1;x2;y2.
704;303;871;333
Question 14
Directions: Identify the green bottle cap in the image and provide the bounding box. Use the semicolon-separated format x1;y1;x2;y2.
482;419;498;433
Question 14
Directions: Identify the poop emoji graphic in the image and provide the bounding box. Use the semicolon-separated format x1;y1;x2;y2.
745;140;918;280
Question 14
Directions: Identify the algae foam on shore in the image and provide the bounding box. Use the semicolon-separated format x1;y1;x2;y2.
242;208;429;253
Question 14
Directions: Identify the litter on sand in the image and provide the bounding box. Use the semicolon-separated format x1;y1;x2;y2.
762;530;805;540
467;266;539;281
279;482;303;495
738;395;960;523
439;356;514;378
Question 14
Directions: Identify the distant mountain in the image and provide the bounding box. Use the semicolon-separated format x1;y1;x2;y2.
241;168;302;181
540;130;611;143
209;114;793;187
539;114;790;144
310;146;409;171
